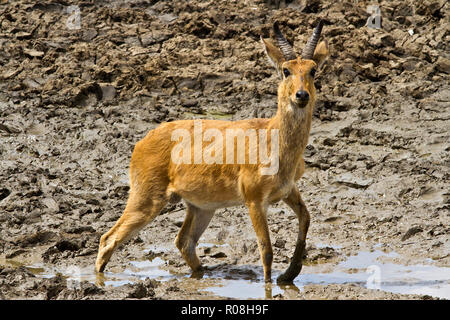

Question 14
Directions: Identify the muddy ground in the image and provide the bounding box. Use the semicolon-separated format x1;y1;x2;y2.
0;0;449;300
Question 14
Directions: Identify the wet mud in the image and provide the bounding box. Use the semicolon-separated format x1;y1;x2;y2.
0;0;449;299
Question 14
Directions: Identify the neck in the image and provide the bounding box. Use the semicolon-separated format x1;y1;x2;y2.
269;96;315;179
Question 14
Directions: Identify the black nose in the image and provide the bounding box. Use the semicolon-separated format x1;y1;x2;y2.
296;90;309;101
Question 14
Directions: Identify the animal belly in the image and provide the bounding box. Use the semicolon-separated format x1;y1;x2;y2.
186;199;244;211
169;171;244;210
178;189;243;211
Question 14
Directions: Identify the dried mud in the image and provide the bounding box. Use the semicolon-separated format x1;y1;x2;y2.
0;0;449;300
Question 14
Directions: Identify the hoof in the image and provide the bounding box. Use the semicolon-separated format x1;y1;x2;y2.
276;272;295;284
190;267;206;279
95;260;106;273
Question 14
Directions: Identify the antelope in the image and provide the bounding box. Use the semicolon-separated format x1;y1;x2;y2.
95;21;329;283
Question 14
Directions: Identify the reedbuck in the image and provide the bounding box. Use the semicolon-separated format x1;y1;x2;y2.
96;21;329;283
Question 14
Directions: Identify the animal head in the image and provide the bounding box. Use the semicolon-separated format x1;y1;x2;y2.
261;21;329;110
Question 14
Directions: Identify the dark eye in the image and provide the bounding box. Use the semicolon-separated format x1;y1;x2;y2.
283;68;290;78
310;68;317;77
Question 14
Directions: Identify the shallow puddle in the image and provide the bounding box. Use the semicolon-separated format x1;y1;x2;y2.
101;257;176;287
297;250;450;299
2;245;449;299
1;253;178;288
200;249;450;299
201;279;284;299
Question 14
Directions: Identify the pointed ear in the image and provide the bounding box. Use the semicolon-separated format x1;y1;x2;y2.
312;40;329;70
261;36;285;78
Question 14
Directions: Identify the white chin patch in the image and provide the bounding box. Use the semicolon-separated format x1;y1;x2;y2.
288;101;308;118
287;102;294;113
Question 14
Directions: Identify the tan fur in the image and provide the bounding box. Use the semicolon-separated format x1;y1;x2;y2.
95;30;329;283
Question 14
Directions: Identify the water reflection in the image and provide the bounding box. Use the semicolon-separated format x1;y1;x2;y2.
2;245;449;299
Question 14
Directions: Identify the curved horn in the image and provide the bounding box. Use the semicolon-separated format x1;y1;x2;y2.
301;20;323;60
273;22;296;61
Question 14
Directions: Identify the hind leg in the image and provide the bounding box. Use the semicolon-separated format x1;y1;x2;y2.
174;204;214;272
95;195;167;273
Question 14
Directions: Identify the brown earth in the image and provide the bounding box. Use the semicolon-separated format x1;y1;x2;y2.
0;0;449;300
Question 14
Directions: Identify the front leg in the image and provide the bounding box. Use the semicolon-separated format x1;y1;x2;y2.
277;187;310;283
247;201;273;282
